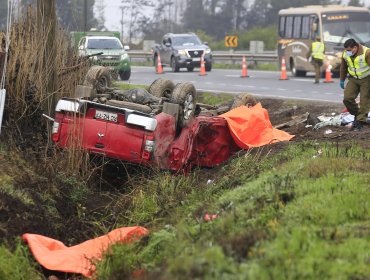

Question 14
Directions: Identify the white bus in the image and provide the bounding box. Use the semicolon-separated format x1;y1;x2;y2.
278;5;370;77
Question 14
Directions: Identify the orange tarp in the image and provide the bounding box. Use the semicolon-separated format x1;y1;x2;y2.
221;103;294;149
22;226;148;278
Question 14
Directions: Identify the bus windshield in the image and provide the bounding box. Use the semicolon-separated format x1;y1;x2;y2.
322;12;370;45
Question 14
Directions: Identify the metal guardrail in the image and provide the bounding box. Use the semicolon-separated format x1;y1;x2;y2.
128;50;278;64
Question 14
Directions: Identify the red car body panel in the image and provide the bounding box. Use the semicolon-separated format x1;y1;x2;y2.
53;99;240;172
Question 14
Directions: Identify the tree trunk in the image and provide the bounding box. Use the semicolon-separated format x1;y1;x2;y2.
37;0;57;115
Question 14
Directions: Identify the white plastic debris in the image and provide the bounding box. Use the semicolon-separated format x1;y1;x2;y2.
324;129;333;135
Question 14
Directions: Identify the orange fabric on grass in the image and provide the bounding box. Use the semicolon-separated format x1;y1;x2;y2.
22;226;148;278
220;103;294;149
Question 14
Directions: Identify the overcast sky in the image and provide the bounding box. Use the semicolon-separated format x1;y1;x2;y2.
96;0;370;33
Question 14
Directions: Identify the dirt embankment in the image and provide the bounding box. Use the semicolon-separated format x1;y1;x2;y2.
0;97;369;246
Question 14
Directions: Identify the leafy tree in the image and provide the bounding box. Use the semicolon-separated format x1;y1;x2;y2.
121;0;154;43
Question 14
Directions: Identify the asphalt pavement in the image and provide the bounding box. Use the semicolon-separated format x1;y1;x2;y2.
127;66;343;103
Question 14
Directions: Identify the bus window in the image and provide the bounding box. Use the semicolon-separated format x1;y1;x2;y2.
310;16;319;39
301;16;310;38
293;16;302;38
286;16;293;38
279;16;286;37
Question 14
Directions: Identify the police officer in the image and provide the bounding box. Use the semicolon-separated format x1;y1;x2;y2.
308;36;325;84
340;38;370;130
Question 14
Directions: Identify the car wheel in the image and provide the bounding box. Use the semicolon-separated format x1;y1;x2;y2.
83;65;112;94
170;82;197;128
231;93;257;109
205;63;212;72
290;60;297;77
119;69;131;81
171;57;180;72
148;78;175;98
154;55;158;68
187;66;194;72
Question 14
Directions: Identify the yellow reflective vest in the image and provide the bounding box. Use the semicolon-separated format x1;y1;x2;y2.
342;46;370;79
311;42;325;60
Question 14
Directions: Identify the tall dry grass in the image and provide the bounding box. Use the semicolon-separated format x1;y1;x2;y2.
2;5;91;176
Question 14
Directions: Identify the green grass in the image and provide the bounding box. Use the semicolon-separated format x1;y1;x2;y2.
0;241;42;280
96;142;370;279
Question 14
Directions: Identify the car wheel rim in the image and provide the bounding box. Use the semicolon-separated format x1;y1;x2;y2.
183;93;193;120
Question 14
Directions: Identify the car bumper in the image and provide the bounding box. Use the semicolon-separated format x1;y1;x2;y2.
175;54;212;67
94;58;131;72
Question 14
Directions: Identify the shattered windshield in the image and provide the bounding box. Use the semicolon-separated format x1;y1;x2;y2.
322;12;370;46
87;38;123;49
172;36;202;46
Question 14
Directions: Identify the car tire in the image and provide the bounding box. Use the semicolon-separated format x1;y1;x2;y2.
148;78;175;98
205;63;212;72
119;69;131;81
231;93;257;109
187;66;194;72
83;65;112;94
171;57;180;72
170;82;197;128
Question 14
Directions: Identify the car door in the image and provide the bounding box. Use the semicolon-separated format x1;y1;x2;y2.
162;36;171;64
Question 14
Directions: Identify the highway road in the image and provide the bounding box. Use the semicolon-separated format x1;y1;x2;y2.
127;66;343;103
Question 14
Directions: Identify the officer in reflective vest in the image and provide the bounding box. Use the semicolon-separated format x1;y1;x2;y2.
308;36;325;84
340;38;370;130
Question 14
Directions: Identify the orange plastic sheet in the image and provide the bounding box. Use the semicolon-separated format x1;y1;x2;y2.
220;103;294;149
22;226;148;278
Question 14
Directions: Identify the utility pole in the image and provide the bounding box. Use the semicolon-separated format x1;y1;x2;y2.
120;6;125;42
84;0;87;31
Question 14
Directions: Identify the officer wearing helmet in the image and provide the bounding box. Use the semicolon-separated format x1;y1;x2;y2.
340;38;370;130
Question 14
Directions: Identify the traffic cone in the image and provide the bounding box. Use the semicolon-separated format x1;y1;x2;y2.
279;57;289;80
323;61;334;83
240;55;249;78
199;53;207;76
156;53;163;74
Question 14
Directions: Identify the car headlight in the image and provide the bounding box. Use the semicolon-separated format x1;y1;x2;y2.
121;53;128;60
205;48;211;54
178;50;187;56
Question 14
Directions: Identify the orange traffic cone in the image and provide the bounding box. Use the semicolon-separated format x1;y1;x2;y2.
240;55;250;78
323;61;334;83
199;53;207;76
279;57;289;80
156;53;163;74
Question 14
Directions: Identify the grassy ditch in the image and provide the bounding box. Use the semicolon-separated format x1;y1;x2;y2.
92;142;370;280
1;139;369;279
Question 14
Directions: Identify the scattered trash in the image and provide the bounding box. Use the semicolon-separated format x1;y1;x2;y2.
206;179;214;185
204;213;218;222
324;129;333;135
312;149;323;158
274;112;309;129
313;112;356;130
305;124;313;128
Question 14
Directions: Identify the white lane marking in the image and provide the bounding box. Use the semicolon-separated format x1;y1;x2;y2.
278;88;287;91
246;85;256;88
292;78;316;82
218;83;227;86
196;88;341;103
